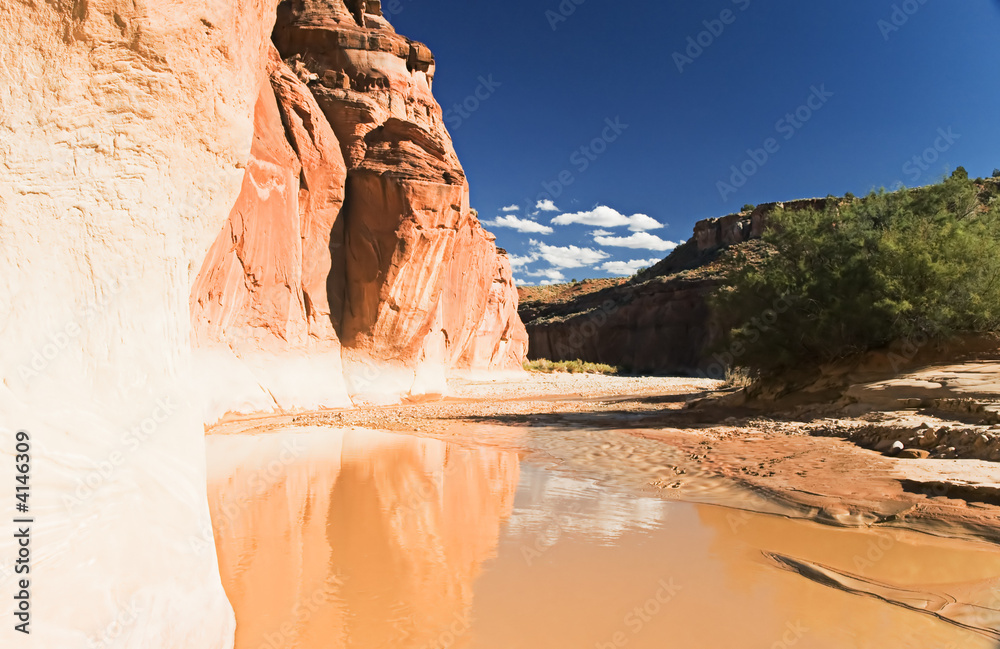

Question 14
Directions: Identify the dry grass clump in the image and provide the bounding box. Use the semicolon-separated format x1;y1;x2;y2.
524;358;620;375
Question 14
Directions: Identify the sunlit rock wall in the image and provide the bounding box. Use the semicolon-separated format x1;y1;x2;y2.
0;0;279;645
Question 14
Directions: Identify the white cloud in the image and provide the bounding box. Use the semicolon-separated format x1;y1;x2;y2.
536;199;560;212
551;205;664;232
508;252;539;268
526;267;567;282
601;258;660;276
530;239;609;268
484;215;554;234
591;229;613;237
594;232;679;252
502;204;520;212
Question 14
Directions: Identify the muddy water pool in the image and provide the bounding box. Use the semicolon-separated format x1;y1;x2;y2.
207;426;1000;649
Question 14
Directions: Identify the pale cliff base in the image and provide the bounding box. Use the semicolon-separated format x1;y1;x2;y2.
194;349;353;423
0;385;235;648
193;349;521;421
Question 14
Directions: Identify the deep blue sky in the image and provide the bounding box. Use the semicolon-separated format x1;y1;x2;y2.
392;0;1000;284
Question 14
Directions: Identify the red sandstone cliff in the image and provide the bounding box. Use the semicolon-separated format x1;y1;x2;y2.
192;0;527;402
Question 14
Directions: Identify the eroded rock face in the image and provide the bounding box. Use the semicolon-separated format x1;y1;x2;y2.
190;0;526;401
264;0;527;395
0;0;280;645
522;278;724;376
190;46;352;417
193;46;348;353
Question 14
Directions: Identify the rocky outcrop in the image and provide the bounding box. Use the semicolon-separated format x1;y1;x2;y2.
523;277;724;375
190;46;352;417
520;199;830;376
189;0;526;405
267;0;527;396
193;46;348;353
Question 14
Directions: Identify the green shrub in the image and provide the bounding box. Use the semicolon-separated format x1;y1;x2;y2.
712;175;1000;374
741;203;756;213
723;366;755;389
523;359;620;375
993;168;1000;178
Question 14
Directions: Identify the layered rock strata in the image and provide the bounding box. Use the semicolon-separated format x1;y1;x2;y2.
270;0;526;396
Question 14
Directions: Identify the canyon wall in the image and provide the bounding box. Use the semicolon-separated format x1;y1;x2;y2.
193;0;527;407
0;0;526;646
0;0;282;646
519;200;828;376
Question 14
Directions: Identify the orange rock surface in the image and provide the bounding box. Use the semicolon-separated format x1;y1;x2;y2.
193;0;527;401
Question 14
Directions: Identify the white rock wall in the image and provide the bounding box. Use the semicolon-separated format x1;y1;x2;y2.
0;0;278;646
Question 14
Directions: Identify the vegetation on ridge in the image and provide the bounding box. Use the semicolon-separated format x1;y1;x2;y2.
713;171;1000;374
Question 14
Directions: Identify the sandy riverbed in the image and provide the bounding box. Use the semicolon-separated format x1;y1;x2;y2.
208;371;1000;544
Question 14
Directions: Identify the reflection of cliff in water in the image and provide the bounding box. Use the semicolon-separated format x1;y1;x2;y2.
206;428;520;649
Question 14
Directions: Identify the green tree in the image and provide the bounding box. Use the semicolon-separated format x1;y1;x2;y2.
713;176;1000;374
